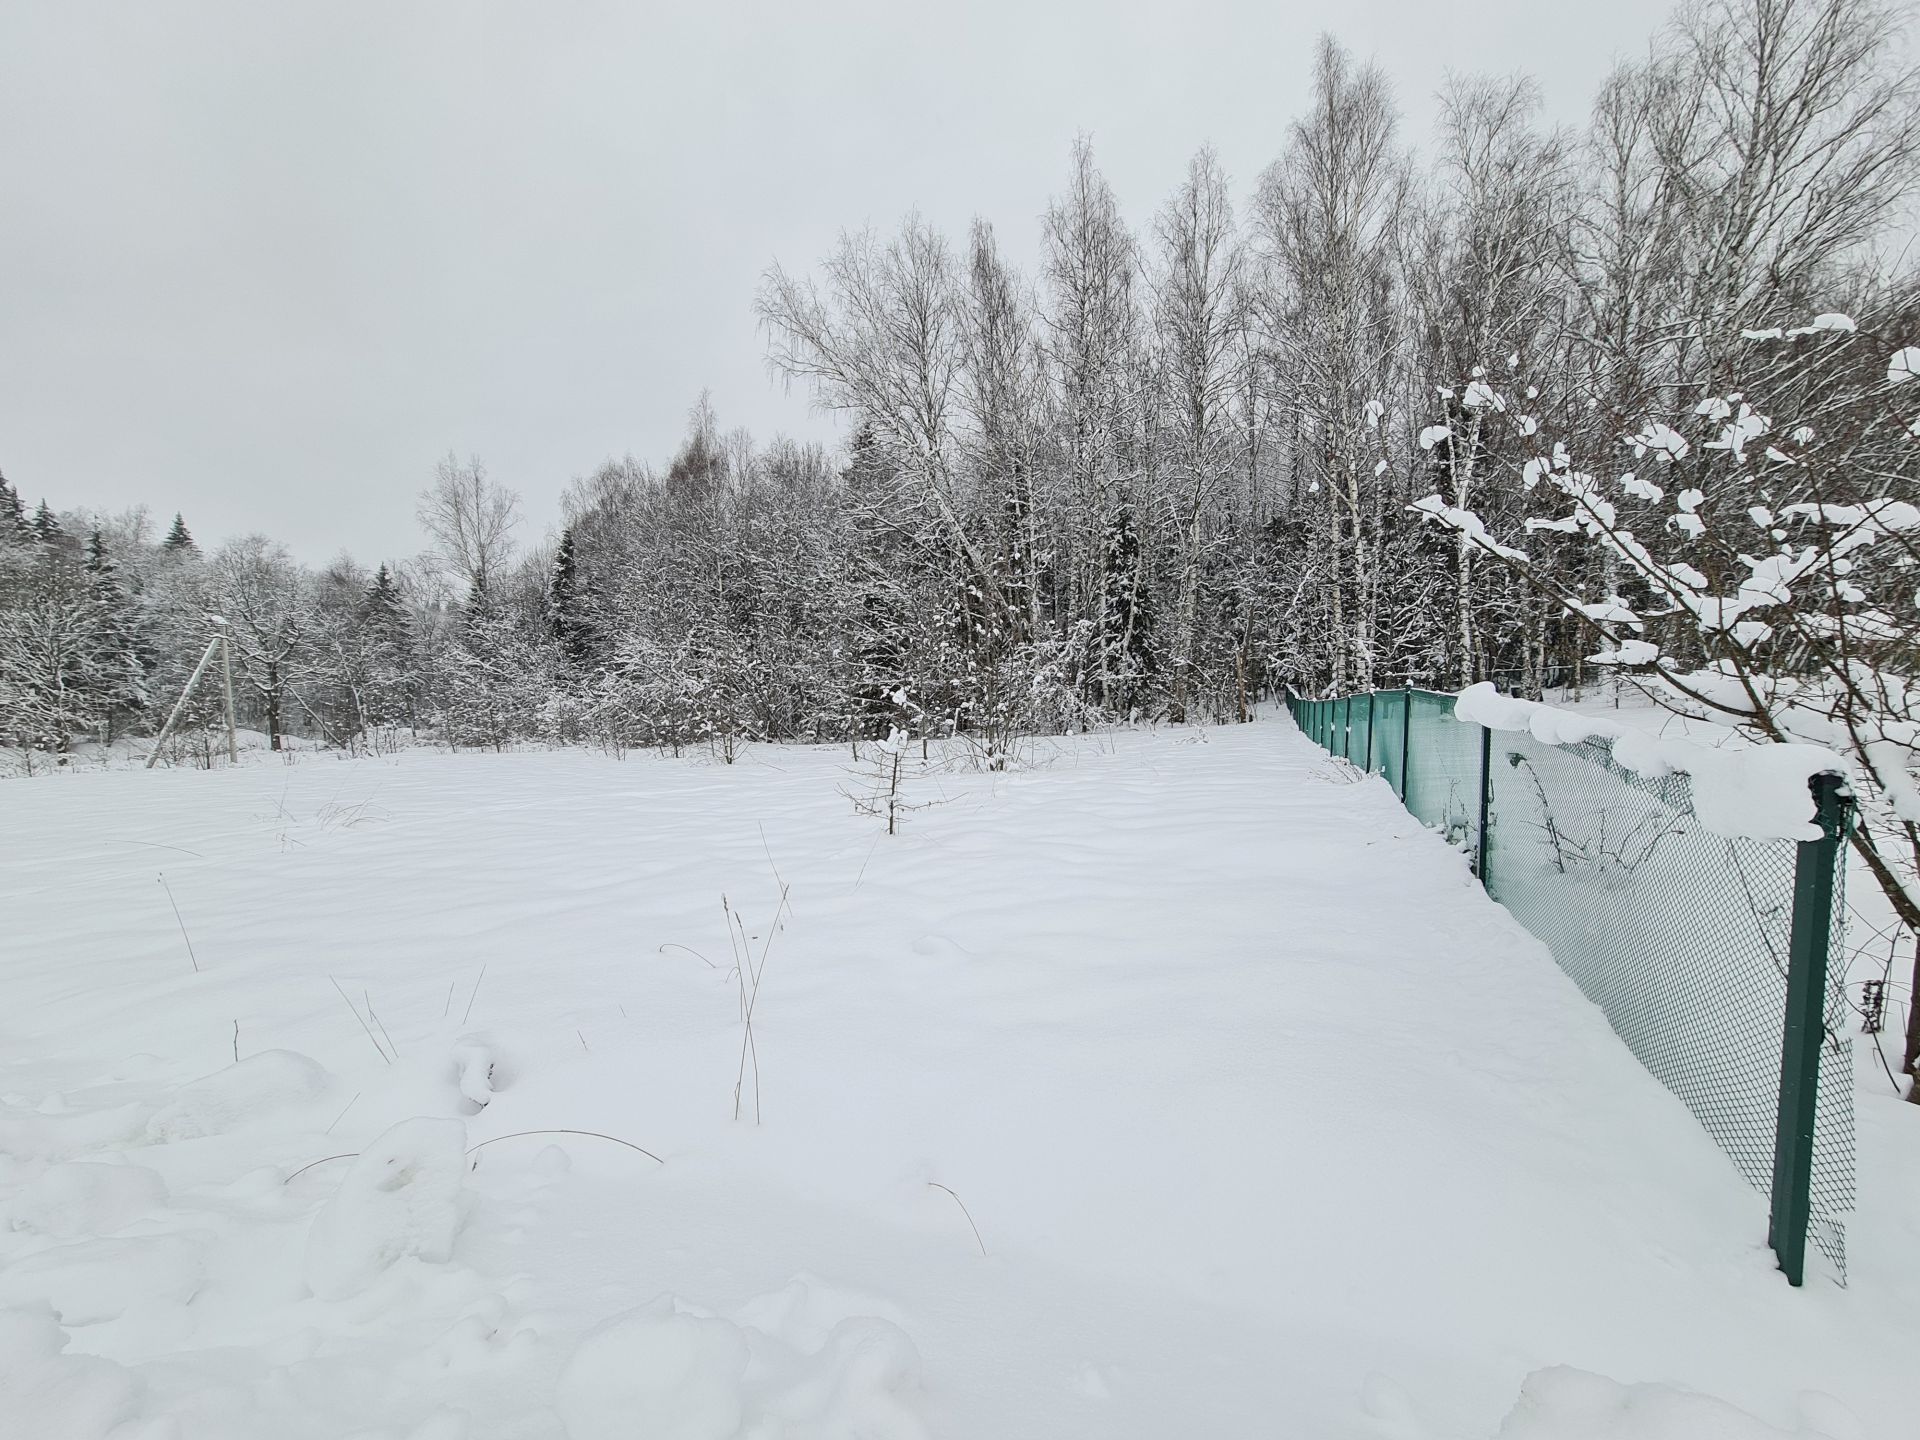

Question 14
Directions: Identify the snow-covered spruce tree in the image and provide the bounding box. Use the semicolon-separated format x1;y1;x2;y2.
548;527;597;675
0;471;31;545
83;529;150;742
437;577;555;750
29;500;69;551
0;543;104;754
161;512;197;556
1414;313;1920;1093
360;564;418;732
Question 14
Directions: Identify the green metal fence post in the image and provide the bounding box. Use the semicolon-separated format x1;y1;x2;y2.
1768;772;1848;1286
1365;691;1377;772
1399;685;1413;803
1475;724;1492;887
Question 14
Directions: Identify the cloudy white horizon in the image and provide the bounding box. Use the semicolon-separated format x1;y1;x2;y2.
2;0;1677;566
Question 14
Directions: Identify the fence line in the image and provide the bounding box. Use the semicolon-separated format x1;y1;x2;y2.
1287;687;1854;1286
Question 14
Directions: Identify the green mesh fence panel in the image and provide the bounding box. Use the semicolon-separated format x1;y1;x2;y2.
1287;687;1855;1283
1484;730;1854;1280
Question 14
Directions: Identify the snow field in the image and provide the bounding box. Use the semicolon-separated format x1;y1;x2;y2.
1;721;1916;1437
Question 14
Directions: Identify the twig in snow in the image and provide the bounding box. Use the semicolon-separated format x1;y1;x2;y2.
577;1028;589;1052
365;990;400;1060
727;886;789;1124
158;874;199;973
849;829;884;894
324;1092;360;1134
659;942;721;970
284;1153;356;1184
461;964;487;1025
465;1128;664;1165
927;1181;988;1256
232;1019;240;1063
329;976;392;1064
756;822;794;915
442;979;456;1019
107;838;207;859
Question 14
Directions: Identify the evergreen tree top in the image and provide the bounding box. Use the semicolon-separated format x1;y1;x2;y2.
31;499;63;544
162;512;197;552
364;563;405;615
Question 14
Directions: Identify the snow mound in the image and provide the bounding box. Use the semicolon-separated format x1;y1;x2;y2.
1454;682;1843;840
304;1116;470;1301
0;1099;152;1161
557;1300;750;1440
1494;1367;1818;1439
146;1050;329;1142
753;1316;929;1439
0;1307;145;1439
6;1160;169;1237
449;1035;506;1112
0;1234;203;1324
556;1291;931;1440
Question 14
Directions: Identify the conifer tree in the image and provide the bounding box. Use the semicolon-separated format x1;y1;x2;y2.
548;527;595;670
360;564;416;728
0;471;27;545
162;513;197;555
31;500;63;548
0;547;101;751
83;530;149;740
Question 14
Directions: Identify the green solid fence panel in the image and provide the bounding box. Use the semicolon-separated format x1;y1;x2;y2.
1376;691;1407;798
1402;689;1485;861
1293;684;1856;1284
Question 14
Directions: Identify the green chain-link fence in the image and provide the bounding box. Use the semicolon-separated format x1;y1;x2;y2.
1287;688;1855;1286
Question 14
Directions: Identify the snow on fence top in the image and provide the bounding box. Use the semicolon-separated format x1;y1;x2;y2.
1453;682;1845;842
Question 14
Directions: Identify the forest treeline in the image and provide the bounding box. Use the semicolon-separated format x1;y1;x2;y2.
4;0;1918;763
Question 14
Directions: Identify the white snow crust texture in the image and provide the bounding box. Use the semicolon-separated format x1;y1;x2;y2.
1494;1367;1853;1440
555;1291;929;1440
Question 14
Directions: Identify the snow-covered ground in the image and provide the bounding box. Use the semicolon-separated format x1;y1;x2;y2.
4;720;1917;1439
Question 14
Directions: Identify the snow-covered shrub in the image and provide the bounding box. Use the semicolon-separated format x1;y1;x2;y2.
303;1116;470;1301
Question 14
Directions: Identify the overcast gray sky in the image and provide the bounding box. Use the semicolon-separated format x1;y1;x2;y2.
0;0;1678;566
